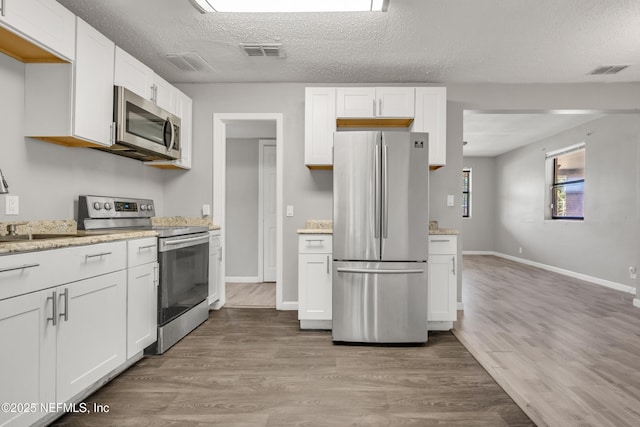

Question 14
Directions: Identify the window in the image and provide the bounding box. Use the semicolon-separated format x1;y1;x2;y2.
547;144;585;220
462;168;471;218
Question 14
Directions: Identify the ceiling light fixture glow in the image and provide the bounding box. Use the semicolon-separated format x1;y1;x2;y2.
189;0;388;13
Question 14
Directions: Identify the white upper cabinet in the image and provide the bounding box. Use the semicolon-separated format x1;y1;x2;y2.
0;0;75;62
336;87;415;118
114;46;154;100
24;18;115;148
413;87;447;168
152;73;177;115
304;87;336;168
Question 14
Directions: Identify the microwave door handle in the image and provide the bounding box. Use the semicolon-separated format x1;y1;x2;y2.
166;116;176;152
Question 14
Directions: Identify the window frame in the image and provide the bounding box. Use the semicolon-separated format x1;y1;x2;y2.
462;168;471;218
546;143;585;221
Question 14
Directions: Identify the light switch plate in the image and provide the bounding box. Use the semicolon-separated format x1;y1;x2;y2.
202;204;211;217
286;205;294;217
6;195;19;215
447;195;455;207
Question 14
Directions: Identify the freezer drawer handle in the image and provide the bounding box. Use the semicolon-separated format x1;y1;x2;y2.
337;268;423;275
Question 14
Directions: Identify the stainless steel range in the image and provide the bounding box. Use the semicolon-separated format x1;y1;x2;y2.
77;195;209;354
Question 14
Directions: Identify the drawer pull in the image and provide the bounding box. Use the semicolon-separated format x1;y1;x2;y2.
305;239;325;243
0;263;40;274
85;251;112;259
138;244;157;251
431;239;450;243
47;291;57;326
59;288;69;322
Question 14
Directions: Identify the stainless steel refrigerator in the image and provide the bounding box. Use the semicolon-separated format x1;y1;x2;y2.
333;131;429;343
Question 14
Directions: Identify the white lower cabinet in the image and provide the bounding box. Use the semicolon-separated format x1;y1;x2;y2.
0;238;160;426
428;235;458;330
126;237;158;359
56;271;127;403
0;289;56;427
208;230;222;307
298;235;332;329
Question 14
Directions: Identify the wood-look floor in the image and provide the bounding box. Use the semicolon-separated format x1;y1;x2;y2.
53;308;532;426
455;255;640;427
225;282;276;308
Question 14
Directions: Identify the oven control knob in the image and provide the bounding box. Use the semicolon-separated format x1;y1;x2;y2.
104;202;112;210
93;202;102;211
147;204;154;211
140;205;147;211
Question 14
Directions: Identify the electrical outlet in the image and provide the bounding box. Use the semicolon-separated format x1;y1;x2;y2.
286;205;294;217
5;195;19;215
629;267;637;280
519;247;523;254
202;204;211;217
447;195;455;207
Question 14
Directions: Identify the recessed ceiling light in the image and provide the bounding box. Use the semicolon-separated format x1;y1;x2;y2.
189;0;388;13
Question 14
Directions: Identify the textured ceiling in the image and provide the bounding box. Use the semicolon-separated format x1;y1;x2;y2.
57;0;640;84
463;113;604;157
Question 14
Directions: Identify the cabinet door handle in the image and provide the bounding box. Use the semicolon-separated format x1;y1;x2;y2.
1;0;5;17
379;98;382;116
110;121;115;144
153;264;159;286
0;263;40;274
372;98;376;116
85;251;112;259
452;256;456;275
218;248;222;261
326;255;329;275
138;244;157;251
47;291;57;326
59;288;69;322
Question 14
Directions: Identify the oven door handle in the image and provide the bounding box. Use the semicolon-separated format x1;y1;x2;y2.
163;235;210;247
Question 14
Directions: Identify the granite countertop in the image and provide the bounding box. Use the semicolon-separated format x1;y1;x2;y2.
0;216;221;255
297;220;333;234
296;219;459;236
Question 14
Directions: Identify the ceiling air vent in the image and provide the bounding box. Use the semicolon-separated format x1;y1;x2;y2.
239;43;285;58
588;65;629;75
163;52;214;72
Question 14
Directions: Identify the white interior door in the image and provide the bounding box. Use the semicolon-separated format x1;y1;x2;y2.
260;140;277;282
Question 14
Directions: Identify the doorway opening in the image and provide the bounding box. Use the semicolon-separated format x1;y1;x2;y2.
212;113;284;310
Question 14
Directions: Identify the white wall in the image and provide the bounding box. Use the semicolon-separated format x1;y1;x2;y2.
462;157;497;252
225;138;259;277
494;114;638;288
0;54;165;222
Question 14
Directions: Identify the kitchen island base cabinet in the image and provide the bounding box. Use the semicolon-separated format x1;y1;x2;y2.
298;235;332;330
428;235;457;331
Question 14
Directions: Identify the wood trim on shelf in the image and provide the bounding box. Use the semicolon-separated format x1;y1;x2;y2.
336;118;414;128
306;165;333;170
429;165;444;170
0;27;68;63
30;136;104;148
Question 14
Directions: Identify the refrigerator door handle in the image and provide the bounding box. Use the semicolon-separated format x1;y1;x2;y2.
374;142;380;238
382;144;389;239
337;268;424;275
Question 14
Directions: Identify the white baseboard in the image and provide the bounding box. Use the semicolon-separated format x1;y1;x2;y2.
278;300;298;311
463;251;494;255
489;252;636;295
300;319;332;330
428;321;453;331
225;276;260;283
634;299;640;309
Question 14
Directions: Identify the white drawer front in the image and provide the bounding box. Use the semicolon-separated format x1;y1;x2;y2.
127;237;158;267
59;241;127;284
0;241;127;300
428;236;457;255
299;235;332;254
0;250;55;301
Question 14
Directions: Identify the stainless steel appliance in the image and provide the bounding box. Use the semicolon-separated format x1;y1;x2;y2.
332;131;429;344
94;86;181;162
77;195;209;354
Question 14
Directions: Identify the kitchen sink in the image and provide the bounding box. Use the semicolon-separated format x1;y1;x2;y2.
0;234;81;243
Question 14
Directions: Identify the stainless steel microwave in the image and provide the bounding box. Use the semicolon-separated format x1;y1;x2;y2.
107;86;181;161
